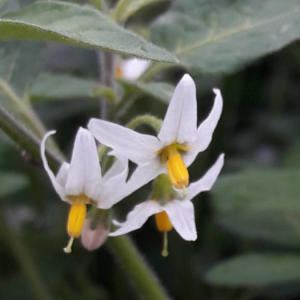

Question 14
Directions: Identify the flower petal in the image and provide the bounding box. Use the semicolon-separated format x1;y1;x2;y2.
124;161;163;197
182;89;223;167
56;162;70;188
65;127;102;200
158;74;197;145
88;119;161;165
40;131;66;200
96;154;129;209
195;88;223;152
102;151;127;182
186;154;224;201
121;58;150;81
164;200;197;241
109;201;162;236
98;160;163;209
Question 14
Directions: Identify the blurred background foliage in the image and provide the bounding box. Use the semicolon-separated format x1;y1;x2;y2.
1;0;300;300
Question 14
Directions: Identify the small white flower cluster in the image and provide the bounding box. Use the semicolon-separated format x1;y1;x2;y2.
41;74;224;253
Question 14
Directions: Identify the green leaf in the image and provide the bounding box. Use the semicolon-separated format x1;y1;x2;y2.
114;0;167;22
0;42;63;168
206;253;300;287
151;0;300;74
0;1;178;63
30;73;114;102
212;170;300;247
0;172;28;197
118;79;174;103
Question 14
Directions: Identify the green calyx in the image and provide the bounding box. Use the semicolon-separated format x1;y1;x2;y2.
151;174;176;204
89;206;111;230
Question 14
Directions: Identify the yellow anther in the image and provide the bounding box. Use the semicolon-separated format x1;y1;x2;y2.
158;144;189;190
155;211;172;257
155;211;173;232
115;66;123;78
67;202;87;238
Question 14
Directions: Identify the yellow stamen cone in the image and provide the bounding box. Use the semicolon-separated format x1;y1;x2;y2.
115;66;123;78
67;202;87;238
155;211;173;232
166;151;189;190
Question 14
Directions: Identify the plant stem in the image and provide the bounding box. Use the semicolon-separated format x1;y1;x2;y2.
107;235;172;300
0;106;63;171
98;52;115;119
127;114;162;133
0;79;48;139
139;62;181;83
0;212;54;300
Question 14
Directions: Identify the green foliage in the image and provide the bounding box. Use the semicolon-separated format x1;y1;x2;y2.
0;1;177;63
206;253;300;286
30;73;114;102
114;0;167;22
118;79;174;103
212;170;300;247
151;0;300;74
0;171;28;197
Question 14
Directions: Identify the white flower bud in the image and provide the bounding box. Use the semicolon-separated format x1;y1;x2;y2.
81;217;109;251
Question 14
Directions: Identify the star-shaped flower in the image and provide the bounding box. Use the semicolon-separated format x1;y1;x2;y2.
41;127;141;253
88;74;223;193
110;154;224;255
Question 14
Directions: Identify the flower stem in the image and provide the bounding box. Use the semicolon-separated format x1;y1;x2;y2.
107;235;172;300
139;62;181;83
0;107;63;171
98;52;115;119
0;212;54;300
127;114;162;133
0;79;49;139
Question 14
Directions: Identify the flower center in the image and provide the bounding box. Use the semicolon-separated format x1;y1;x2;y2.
158;143;189;190
115;66;123;78
63;195;90;254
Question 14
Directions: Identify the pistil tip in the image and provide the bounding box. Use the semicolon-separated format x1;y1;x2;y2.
63;237;75;254
161;231;169;258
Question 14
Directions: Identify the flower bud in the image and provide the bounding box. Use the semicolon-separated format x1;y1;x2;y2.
81;217;109;251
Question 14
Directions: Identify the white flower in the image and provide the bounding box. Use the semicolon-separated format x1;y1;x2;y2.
110;155;224;254
41;127;142;253
115;58;150;80
88;74;223;192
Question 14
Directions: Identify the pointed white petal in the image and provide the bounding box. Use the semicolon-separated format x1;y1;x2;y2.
158;74;197;145
121;58;150;81
195;88;223;152
88;119;161;165
186;154;224;201
65;128;102;200
56;162;70;188
123;162;163;198
102;151;128;182
109;201;162;236
97;161;163;209
96;155;129;209
40;131;66;200
164;200;197;241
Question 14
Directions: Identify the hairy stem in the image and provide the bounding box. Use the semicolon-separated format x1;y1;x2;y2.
107;235;172;300
127;114;162;133
98;52;115;119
